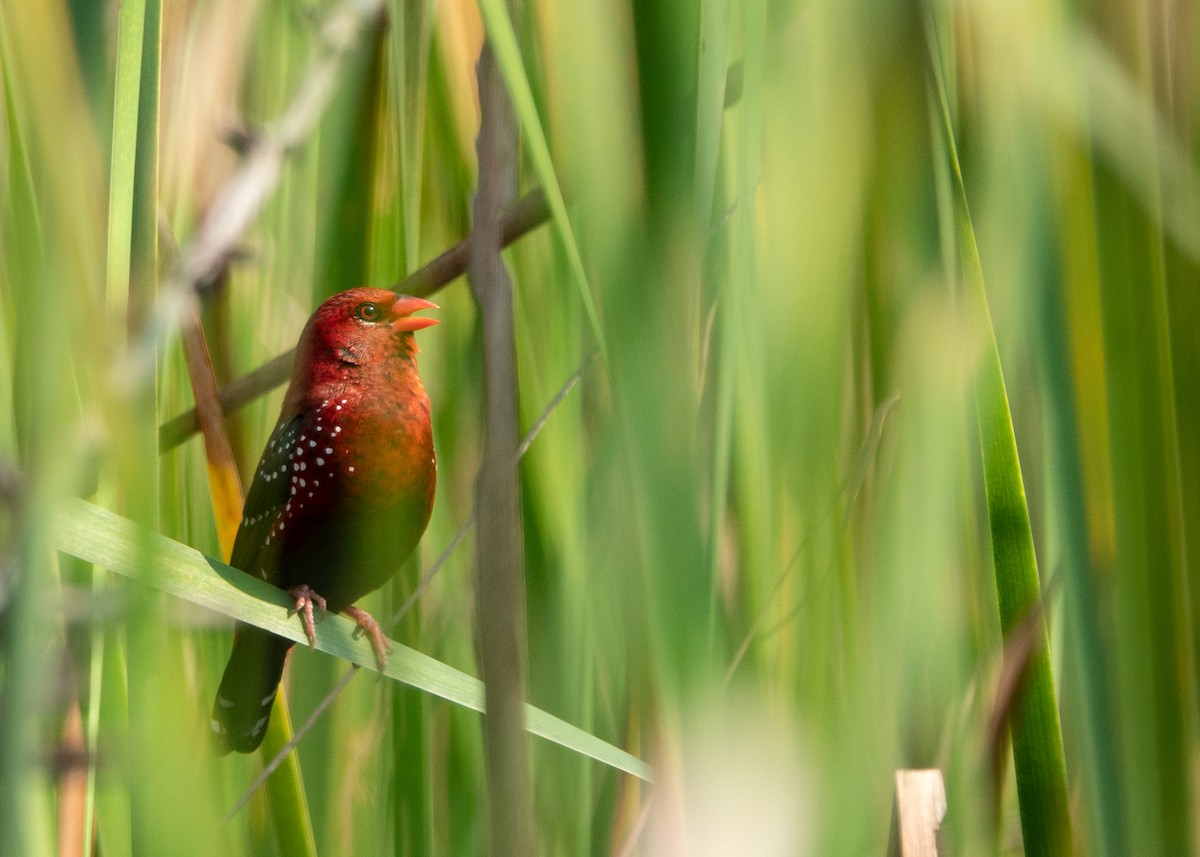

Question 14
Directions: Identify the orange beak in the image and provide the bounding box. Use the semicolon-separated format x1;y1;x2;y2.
390;295;439;333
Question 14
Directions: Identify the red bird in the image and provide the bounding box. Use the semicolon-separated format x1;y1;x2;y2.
212;288;438;754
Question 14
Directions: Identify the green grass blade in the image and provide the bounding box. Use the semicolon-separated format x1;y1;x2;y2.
259;697;319;857
312;6;387;300
104;0;146;315
474;0;606;359
55;498;653;782
1091;127;1195;857
693;0;729;226
927;18;1073;857
1040;147;1127;857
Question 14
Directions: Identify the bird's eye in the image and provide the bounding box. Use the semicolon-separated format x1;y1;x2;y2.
353;302;382;323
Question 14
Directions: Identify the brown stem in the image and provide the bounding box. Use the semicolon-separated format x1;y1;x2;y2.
468;35;536;857
178;305;244;557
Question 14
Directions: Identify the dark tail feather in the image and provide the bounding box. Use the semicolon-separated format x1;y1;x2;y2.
211;624;293;755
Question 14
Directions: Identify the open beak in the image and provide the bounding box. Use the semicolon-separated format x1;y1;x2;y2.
390;295;439;333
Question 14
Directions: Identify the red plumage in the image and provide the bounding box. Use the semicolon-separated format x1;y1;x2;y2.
212;288;438;754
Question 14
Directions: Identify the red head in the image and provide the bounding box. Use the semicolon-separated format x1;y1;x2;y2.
285;288;438;408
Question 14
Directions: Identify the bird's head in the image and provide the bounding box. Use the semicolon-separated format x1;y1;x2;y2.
300;288;439;371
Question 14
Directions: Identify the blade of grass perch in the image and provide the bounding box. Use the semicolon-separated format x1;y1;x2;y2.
927;19;1073;857
53;498;653;782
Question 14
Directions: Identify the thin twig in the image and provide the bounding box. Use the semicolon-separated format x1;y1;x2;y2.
614;795;655;857
722;392;901;685
222;668;356;825
158;188;551;451
401;186;549;297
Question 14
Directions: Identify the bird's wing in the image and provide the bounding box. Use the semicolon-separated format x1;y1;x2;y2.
230;412;306;581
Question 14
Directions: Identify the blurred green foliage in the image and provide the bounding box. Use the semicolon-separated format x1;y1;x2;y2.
1;0;1197;854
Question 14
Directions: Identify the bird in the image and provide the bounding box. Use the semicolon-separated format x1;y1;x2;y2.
211;288;438;754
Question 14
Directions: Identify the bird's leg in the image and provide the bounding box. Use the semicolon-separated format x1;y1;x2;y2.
344;605;393;672
287;585;328;649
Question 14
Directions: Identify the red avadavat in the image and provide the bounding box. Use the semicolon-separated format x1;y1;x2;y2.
212;288;438;754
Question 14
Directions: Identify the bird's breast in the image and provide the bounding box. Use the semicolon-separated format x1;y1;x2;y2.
307;390;435;512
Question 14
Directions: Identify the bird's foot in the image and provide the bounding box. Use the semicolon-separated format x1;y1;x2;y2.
287;585;328;649
344;605;393;673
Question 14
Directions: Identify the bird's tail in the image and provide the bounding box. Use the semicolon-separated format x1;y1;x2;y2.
211;624;292;755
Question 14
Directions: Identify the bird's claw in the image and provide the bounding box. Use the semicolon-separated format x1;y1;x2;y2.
344;605;392;673
287;585;328;649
